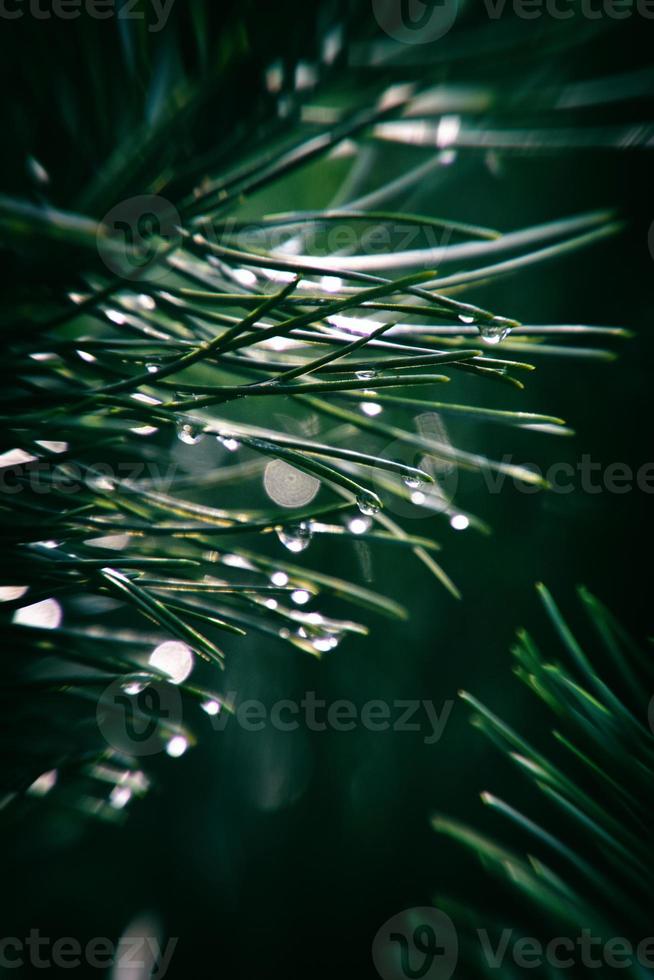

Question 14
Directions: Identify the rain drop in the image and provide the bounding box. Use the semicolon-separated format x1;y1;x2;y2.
276;522;313;553
403;474;422;490
176;422;205;445
356;493;380;517
356;370;376;381
479;324;511;346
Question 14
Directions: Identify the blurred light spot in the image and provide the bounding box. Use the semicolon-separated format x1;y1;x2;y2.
450;514;470;531
86;533;130;551
166;735;188;758
378;82;415;111
291;589;311;606
233;268;257;287
411;491;427;506
13;598;62;630
264;459;320;508
271;571;289;587
329;314;380;335
130;425;159;437
0;448;36;467
320;275;343;293
28;770;57;797
348;517;371;535
149;640;193;685
138;294;156;311
0;585;29;602
201;700;221;717
264;598;278;610
106;310;126;325
77;348;97;363
360;402;382;417
36;440;68;454
222;553;255;570
438;149;458;166
295;61;318;90
436;114;461;148
322;25;343;64
266;60;284;93
220;437;240;452
109;785;132;810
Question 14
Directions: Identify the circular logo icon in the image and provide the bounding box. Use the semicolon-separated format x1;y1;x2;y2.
373;907;458;980
372;0;459;44
97;195;181;280
97;675;183;757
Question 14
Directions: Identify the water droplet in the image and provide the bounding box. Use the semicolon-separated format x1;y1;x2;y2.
403;474;422;490
356;370;376;381
450;514;470;531
264;598;278;610
121;675;150;696
411;491;427;506
356;493;380;516
270;571;289;587
177;422;205;445
479;323;511;346
146;363;159;374
458;314;475;325
276;522;313;553
291;589;311;606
